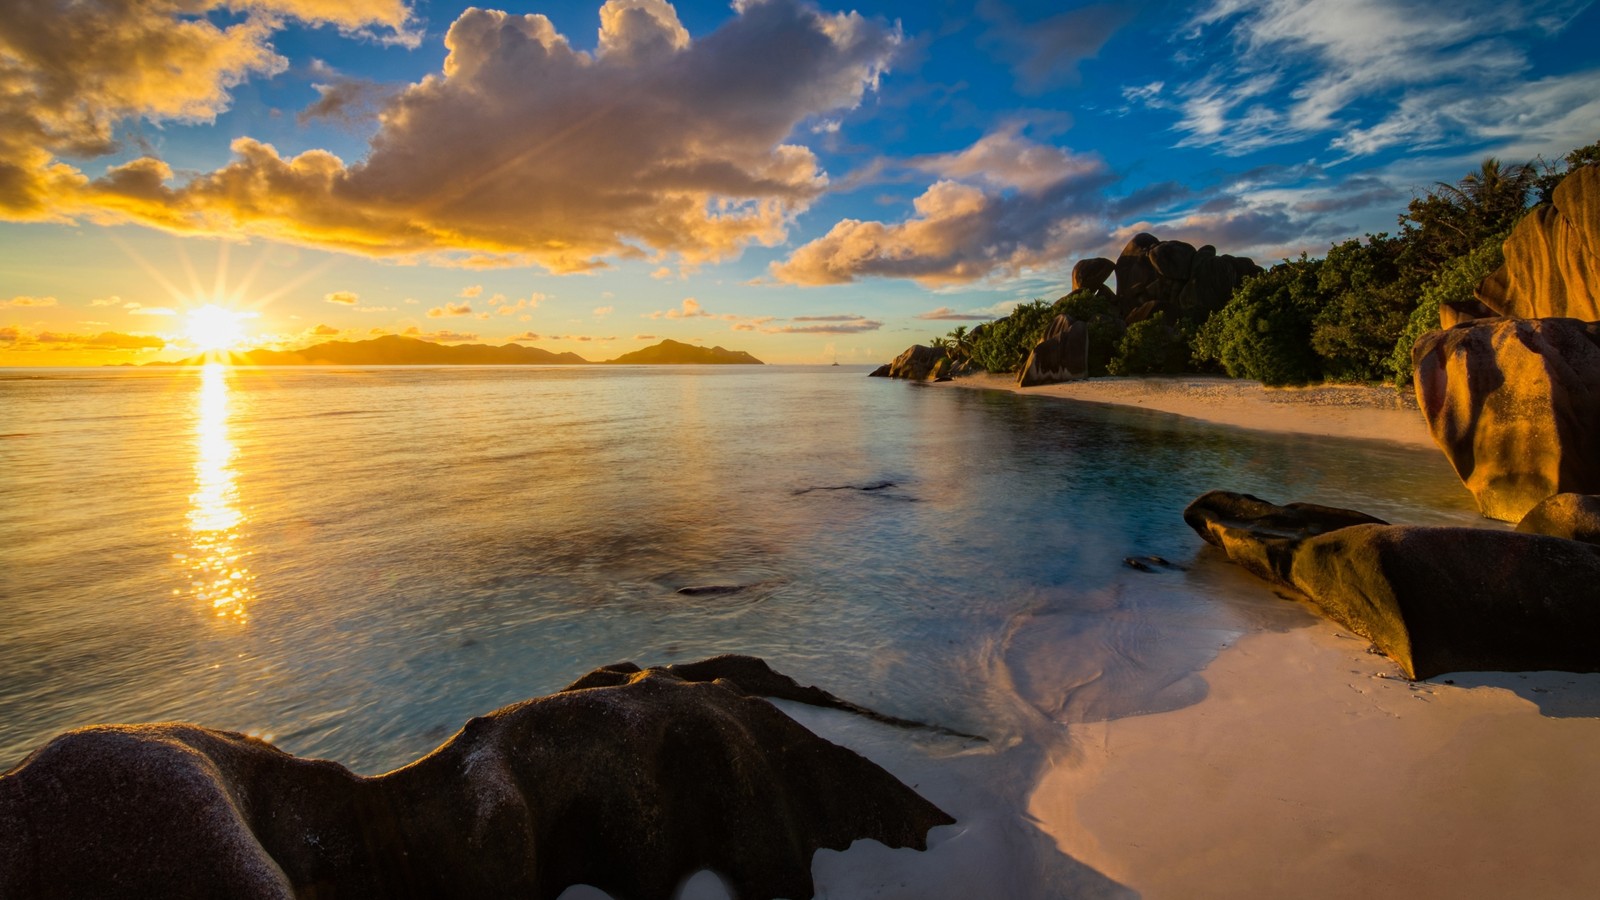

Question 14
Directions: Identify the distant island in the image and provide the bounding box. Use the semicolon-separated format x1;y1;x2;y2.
155;335;763;366
603;339;762;365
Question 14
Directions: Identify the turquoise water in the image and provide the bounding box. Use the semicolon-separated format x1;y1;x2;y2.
0;365;1484;894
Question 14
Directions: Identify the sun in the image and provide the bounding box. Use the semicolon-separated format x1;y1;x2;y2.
185;304;250;352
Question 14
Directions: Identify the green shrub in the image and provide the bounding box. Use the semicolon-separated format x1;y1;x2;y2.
1192;257;1326;386
1387;234;1506;385
1108;312;1187;375
1309;234;1420;382
968;299;1056;373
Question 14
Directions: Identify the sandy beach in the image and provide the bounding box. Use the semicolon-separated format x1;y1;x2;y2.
921;371;1600;898
941;372;1434;450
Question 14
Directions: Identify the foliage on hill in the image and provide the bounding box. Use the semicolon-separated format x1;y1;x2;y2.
912;138;1597;388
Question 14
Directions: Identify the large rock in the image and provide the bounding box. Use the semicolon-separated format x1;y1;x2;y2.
1017;314;1087;386
0;656;953;900
1185;491;1600;680
1476;164;1600;321
1413;316;1600;521
1112;234;1261;324
1072;257;1115;292
1516;493;1600;545
885;344;950;381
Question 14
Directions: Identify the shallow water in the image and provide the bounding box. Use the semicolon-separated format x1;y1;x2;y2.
0;364;1485;894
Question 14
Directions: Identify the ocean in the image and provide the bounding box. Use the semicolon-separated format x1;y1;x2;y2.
0;364;1486;895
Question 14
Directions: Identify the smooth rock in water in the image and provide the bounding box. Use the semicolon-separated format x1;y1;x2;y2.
1185;491;1600;680
1516;493;1600;546
867;363;891;377
1475;164;1600;321
1017;313;1087;386
0;656;954;900
1072;257;1116;292
885;344;950;381
1412;316;1600;521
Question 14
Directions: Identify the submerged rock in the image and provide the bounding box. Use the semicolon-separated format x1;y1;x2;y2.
1516;493;1600;546
1475;164;1600;322
1185;491;1600;680
0;656;954;900
1412;316;1600;521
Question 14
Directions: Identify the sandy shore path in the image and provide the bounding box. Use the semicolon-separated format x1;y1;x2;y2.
1028;622;1600;898
940;372;1434;449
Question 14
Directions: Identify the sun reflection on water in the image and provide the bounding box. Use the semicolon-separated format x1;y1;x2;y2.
180;362;255;621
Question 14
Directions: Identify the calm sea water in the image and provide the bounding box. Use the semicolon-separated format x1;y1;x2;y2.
0;364;1486;893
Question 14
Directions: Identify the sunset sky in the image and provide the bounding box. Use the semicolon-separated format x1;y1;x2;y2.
2;0;1596;365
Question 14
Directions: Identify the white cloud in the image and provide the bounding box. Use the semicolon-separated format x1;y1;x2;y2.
1147;0;1599;157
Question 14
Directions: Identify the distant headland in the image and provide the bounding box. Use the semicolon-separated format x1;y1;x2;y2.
154;334;763;366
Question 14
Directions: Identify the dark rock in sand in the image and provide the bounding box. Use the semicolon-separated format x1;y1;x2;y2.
1182;490;1389;584
1412;316;1600;521
1185;491;1600;680
1475;164;1600;322
1018;314;1088;386
0;656;953;900
1516;493;1600;546
885;344;951;382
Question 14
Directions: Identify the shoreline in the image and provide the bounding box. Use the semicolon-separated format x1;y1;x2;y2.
939;372;1434;450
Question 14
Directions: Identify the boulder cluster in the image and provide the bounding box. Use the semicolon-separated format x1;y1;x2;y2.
0;656;953;900
1185;490;1600;680
1412;164;1600;521
1017;234;1262;386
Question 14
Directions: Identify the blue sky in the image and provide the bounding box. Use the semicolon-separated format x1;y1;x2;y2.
2;0;1596;364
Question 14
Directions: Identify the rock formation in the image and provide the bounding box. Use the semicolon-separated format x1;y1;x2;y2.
1475;164;1600;322
1185;491;1600;680
884;344;951;381
1017;234;1262;387
1516;493;1600;546
1412;316;1600;521
1112;233;1262;324
0;656;954;900
1017;314;1088;386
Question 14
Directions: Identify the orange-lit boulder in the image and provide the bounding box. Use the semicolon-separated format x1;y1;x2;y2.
1185;491;1600;680
1516;493;1600;546
1412;316;1600;521
0;656;953;900
885;344;950;381
1476;164;1600;321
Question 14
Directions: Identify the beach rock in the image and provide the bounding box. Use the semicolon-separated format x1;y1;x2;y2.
867;363;890;377
1182;490;1389;583
1412;316;1600;521
1109;234;1261;325
0;656;953;900
1072;257;1115;292
1475;164;1600;321
885;344;951;381
1018;314;1088;386
1516;493;1600;546
1185;491;1600;679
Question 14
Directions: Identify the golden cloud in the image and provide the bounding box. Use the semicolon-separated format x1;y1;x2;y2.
0;296;57;308
1;324;166;350
4;1;898;274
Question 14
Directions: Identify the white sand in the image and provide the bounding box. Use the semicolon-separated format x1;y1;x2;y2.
1030;623;1600;899
942;372;1434;449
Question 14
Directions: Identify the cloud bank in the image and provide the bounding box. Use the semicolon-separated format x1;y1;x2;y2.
3;0;900;274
